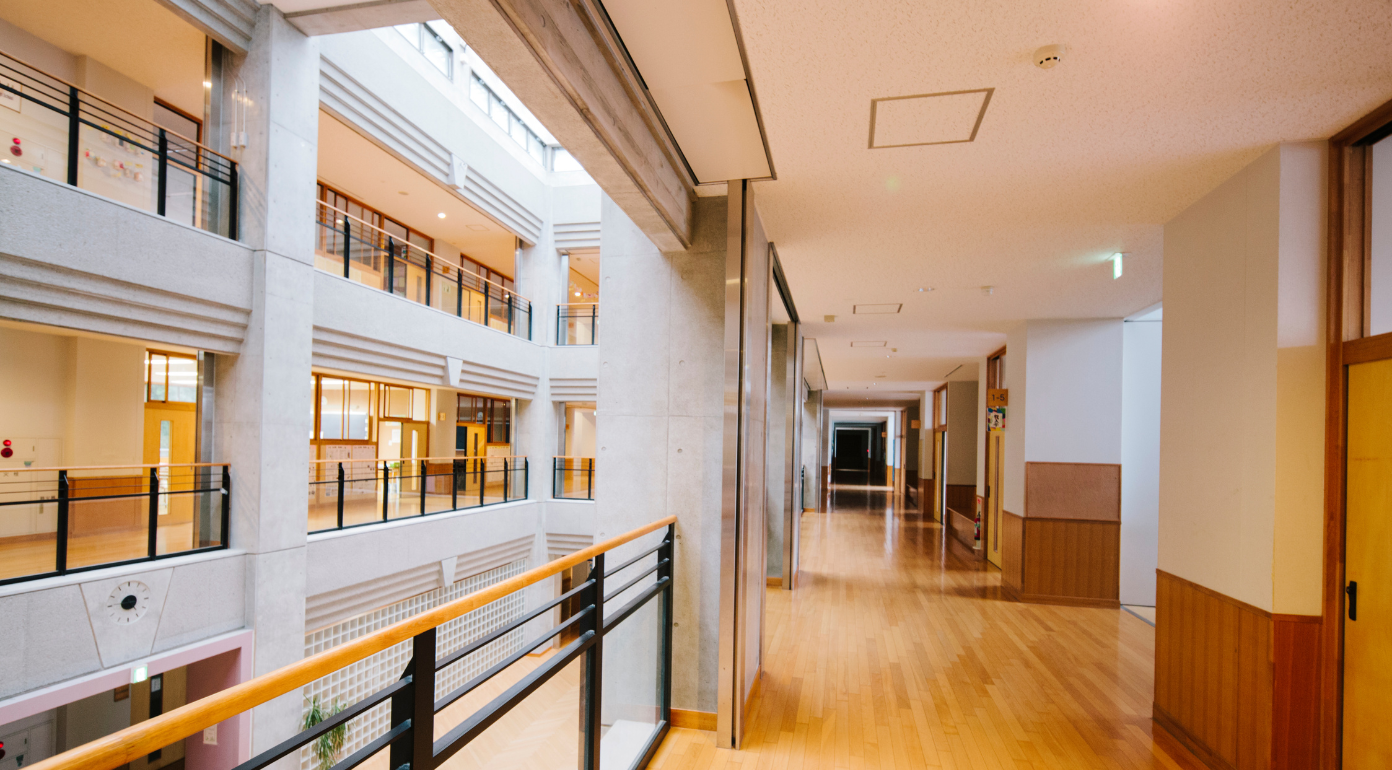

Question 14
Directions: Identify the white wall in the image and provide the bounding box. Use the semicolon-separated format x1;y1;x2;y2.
1159;143;1326;614
1003;320;1123;514
1120;313;1162;606
944;381;978;485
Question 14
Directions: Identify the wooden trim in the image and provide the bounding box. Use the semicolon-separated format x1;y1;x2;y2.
1154;703;1239;770
1157;569;1273;619
671;709;717;731
1152;708;1223;770
1330;94;1392;145
1274;614;1323;770
1016;593;1119;609
1342;331;1392;365
987;345;1007;360
765;576;782;587
25;515;679;770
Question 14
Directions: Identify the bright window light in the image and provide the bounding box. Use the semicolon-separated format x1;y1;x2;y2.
1112;253;1124;279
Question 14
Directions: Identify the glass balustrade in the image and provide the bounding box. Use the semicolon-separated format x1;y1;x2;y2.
308;456;529;533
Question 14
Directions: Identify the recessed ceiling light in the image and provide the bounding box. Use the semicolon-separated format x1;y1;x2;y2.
437;212;447;218
1112;252;1124;279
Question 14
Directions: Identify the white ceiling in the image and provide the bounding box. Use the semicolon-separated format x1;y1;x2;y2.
600;0;771;183
734;0;1392;394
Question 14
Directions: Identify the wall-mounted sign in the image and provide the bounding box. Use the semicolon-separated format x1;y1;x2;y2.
987;388;1008;431
987;389;1008;408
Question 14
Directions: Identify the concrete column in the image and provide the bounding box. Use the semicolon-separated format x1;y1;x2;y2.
595;193;726;715
215;5;319;758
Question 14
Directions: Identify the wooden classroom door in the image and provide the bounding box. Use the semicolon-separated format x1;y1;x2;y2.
1344;356;1392;767
986;431;1003;567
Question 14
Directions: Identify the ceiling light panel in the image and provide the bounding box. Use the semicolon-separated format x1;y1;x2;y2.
869;88;994;149
851;341;887;347
853;303;903;314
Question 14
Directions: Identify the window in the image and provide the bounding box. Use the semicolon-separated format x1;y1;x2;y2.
146;351;197;404
456;394;511;446
468;72;555;167
311;374;429;444
395;24;453;80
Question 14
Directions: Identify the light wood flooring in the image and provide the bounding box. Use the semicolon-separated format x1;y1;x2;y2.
650;486;1197;770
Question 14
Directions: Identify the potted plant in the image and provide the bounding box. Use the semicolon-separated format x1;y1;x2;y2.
302;696;348;770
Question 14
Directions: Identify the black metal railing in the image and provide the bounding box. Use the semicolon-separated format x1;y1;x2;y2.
557;303;598;345
27;518;677;770
0;50;238;238
554;457;596;500
308;456;528;533
314;201;532;339
0;463;231;585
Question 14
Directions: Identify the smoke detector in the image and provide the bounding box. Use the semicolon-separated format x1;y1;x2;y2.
1034;44;1066;69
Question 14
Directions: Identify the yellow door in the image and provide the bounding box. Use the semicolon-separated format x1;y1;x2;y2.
1344;357;1392;766
143;404;197;553
932;432;944;522
986;431;1003;567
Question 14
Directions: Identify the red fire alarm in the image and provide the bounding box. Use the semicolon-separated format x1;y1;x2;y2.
1;439;12;459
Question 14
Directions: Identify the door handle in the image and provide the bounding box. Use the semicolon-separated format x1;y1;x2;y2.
1347;581;1358;621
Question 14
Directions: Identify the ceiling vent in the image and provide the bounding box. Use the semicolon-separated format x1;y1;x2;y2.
853;303;903;314
851;341;887;347
868;89;994;149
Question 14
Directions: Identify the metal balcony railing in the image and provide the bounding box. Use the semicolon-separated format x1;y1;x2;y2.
0;50;238;238
314;200;532;339
553;456;595;500
557;302;598;345
0;463;231;585
308;456;528;533
27;517;678;770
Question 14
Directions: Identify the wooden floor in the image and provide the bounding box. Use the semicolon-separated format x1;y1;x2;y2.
650;486;1198;770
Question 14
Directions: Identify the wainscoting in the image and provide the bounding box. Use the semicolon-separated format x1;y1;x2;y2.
945;484;975;517
1153;570;1320;770
1000;513;1119;607
947;507;980;559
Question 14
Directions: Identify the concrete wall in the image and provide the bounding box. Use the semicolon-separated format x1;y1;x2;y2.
1159;143;1326;614
1121;314;1162;606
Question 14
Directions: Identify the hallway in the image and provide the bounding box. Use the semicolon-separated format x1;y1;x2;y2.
651;487;1191;770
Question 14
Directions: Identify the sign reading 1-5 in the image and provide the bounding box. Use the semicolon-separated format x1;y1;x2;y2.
987;389;1008;431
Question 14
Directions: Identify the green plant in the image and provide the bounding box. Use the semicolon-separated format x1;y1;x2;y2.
301;695;349;770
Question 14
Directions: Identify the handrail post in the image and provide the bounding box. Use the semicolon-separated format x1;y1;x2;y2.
503;458;510;501
390;626;437;770
483;287;489;329
342;212;352;278
57;470;70;573
66;87;80;186
386;237;396;295
456;269;463;317
382;462;391;521
147;468;160;559
524;457;529;500
451;459;459;511
336;462;345;530
587;459;594;501
221;466;231;547
228;164;239;241
419;459;427;516
156;129;168;217
507;294;514;335
659;523;675;723
591;304;597;345
581;552;605;770
479;458;485;507
557;305;563;346
426;254;433;307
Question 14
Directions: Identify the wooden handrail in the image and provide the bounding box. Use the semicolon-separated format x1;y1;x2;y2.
307;455;527;464
3;462;230;474
26;515;676;770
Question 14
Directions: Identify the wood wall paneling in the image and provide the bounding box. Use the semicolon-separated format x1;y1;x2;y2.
1154;571;1318;770
1000;511;1023;597
1017;519;1119;607
945;484;975;517
1024;461;1121;521
946;508;980;559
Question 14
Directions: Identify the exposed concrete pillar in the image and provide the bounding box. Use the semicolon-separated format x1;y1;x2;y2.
215;5;319;758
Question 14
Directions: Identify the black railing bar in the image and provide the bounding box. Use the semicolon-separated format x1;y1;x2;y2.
604;541;668;579
76;102;162;141
603;576;670;633
0;81;68;111
432;630;596;764
305;493;518;534
162;155;233;182
76;97;206;151
605;559;667;603
230;678;411;770
433;606;592;713
74;118;160;157
434;579;595;672
0;61;68;91
327;719;412;770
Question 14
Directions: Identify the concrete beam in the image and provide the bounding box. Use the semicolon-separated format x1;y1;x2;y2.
432;0;695;250
285;0;439;36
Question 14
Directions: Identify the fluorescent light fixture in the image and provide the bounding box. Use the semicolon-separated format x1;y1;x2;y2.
437;212;447;218
1112;253;1124;279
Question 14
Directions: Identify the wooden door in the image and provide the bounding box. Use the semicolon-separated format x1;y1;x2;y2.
143;404;197;550
932;432;944;522
986;431;1003;566
1344;357;1392;766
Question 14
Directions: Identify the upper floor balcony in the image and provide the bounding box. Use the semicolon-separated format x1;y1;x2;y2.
0;50;238;240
